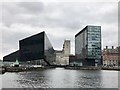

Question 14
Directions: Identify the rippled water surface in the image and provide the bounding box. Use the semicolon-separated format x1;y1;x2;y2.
1;68;119;88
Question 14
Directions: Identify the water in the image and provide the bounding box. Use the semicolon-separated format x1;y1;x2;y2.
1;68;119;88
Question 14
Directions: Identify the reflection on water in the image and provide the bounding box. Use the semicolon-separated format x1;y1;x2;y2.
2;68;118;88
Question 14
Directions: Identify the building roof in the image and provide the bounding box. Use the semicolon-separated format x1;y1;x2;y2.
103;48;119;54
3;50;19;58
75;25;101;37
75;26;87;37
19;31;45;41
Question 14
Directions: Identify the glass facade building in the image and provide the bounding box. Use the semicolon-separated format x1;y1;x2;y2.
3;31;55;65
75;26;102;66
19;32;44;62
3;50;19;62
19;31;55;65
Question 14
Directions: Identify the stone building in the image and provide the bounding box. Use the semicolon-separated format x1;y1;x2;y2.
55;40;70;65
102;46;120;67
118;46;120;65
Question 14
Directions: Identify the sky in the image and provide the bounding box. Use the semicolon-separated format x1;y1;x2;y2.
0;0;119;60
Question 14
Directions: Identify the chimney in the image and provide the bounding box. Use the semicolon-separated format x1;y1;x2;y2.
112;46;114;49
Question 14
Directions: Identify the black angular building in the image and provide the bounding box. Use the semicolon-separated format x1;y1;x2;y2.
3;31;55;65
3;50;19;62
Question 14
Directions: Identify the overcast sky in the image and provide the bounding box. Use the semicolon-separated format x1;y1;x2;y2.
0;0;119;60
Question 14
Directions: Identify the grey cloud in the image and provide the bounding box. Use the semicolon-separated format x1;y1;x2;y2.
18;2;44;14
2;2;44;26
2;2;117;29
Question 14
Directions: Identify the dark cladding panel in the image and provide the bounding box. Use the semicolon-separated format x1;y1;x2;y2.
19;32;44;61
75;27;87;59
3;50;19;62
44;33;55;65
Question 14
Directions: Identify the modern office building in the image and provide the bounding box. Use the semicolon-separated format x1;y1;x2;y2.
19;31;55;65
3;31;55;66
75;25;102;66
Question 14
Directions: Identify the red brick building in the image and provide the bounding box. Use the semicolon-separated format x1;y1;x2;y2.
102;46;120;67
